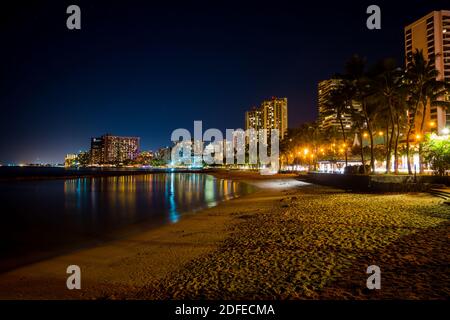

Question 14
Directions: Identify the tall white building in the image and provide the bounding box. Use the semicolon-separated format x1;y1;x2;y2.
405;10;450;132
317;79;354;133
245;97;288;140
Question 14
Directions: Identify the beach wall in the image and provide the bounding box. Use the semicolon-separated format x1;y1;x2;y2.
307;172;450;192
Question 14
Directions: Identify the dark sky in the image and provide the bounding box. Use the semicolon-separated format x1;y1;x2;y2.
0;0;449;163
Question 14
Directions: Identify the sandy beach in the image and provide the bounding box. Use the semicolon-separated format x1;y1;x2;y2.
0;171;449;300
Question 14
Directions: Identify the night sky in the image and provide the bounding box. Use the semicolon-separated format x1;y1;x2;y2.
1;0;449;164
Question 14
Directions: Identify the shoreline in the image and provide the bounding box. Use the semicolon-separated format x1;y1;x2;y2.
0;171;448;299
0;167;206;182
0;166;295;182
0;171;298;299
0;170;264;274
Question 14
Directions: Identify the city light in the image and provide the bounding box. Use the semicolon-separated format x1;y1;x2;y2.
2;2;450;304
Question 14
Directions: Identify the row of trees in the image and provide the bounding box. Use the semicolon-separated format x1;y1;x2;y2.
67;151;168;167
282;50;449;175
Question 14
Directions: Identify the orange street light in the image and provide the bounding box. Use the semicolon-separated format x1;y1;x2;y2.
415;134;422;140
429;121;436;128
363;132;368;138
378;131;383;136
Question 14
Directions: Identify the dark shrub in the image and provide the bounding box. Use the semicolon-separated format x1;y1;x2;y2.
344;165;359;175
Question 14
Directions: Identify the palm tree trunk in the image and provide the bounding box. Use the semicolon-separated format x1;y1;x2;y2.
386;102;395;174
359;131;366;174
386;125;395;173
406;124;413;175
418;100;427;174
394;116;400;174
418;143;423;174
406;98;421;175
361;100;375;173
406;93;422;175
366;118;375;173
369;129;375;173
338;117;348;167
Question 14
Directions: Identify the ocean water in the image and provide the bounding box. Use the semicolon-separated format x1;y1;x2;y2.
0;172;255;272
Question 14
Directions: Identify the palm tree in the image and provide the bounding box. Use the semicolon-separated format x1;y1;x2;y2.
370;58;404;173
280;123;324;170
405;49;450;173
323;83;354;166
343;55;383;173
348;100;367;173
393;85;409;174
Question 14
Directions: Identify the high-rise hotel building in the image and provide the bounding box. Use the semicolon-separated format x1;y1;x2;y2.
405;10;450;132
90;134;140;164
317;79;358;133
245;107;263;132
245;97;288;140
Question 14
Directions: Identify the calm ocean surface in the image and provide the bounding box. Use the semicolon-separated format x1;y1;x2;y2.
0;172;255;272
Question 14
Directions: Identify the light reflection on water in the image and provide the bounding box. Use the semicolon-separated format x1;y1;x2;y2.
0;173;254;271
61;173;250;228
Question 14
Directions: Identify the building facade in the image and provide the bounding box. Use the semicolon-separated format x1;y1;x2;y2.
64;154;77;167
261;97;288;140
90;134;140;164
317;79;355;133
245;97;288;140
245;107;263;131
405;10;450;132
155;146;172;164
90;137;105;164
